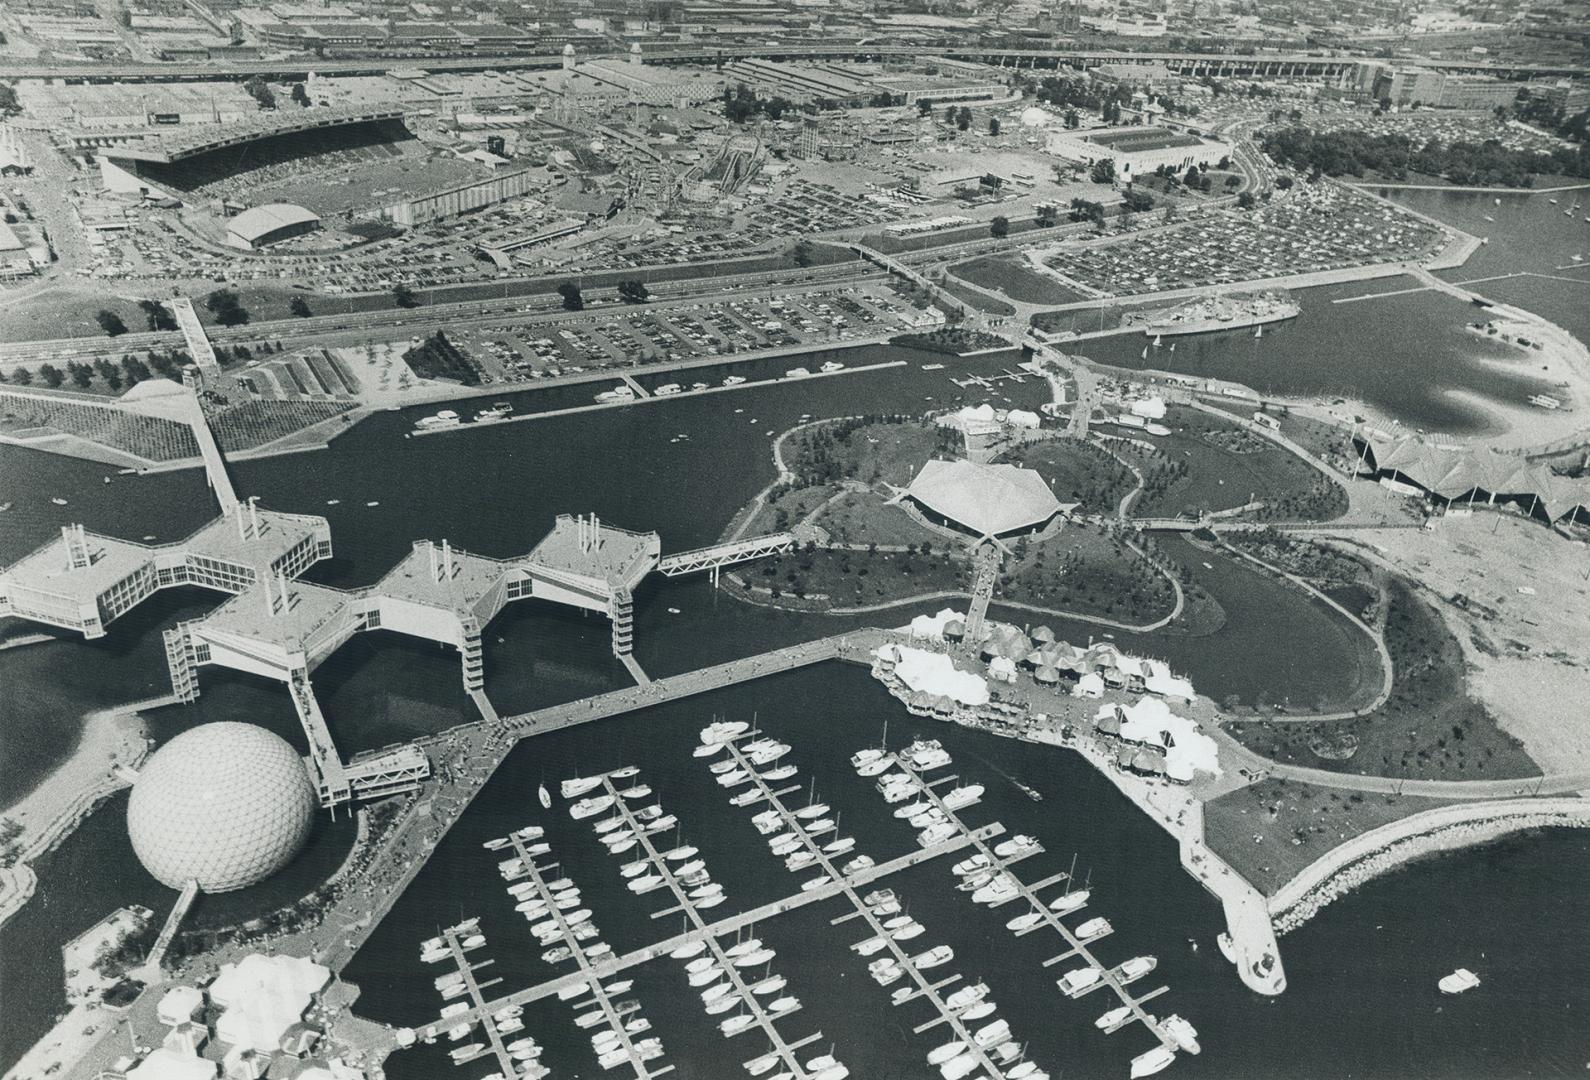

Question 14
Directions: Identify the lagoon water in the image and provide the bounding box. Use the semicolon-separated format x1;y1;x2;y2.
3;208;1588;1076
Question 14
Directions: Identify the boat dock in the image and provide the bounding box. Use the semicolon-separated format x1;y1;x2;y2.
887;757;1180;1056
715;735;1028;1080
438;926;516;1079
592;775;827;1079
506;832;673;1079
416;819;993;1045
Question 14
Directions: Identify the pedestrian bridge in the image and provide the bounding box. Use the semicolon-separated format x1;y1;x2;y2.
656;532;795;576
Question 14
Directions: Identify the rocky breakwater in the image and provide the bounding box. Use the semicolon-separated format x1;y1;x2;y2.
1270;798;1590;935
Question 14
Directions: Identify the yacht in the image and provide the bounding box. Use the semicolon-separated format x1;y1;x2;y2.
700;720;750;744
1118;956;1158;982
994;835;1040;859
1075;917;1112;941
1096;1004;1131;1030
784;367;811;378
953;854;990;877
942;784;985;811
722;375;748;387
1439;968;1482;995
1048;889;1089;914
1161;1014;1201;1053
852;936;888;956
945;982;989;1011
972;876;1019;905
751;974;786;995
1006;911;1043;932
595;385;637;404
973;1019;1011;1049
851;748;885;769
820;361;845;373
940;1051;981;1080
654;383;683;396
918;822;956;847
796;803;830;819
1057;966;1103;997
415;410;461;430
912;945;954;970
959;1000;997;1021
857;757;893;777
1130;1046;1176;1078
561;776;603;798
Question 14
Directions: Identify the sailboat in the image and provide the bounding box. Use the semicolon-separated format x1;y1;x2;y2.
1254;324;1262;339
1141;346;1148;359
1168;342;1175;352
1152;334;1163;348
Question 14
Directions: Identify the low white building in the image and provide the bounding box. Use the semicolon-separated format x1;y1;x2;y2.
1044;126;1232;183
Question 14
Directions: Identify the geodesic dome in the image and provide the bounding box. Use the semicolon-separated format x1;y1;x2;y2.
127;722;315;893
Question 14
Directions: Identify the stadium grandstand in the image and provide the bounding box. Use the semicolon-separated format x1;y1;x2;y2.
88;106;406;164
98;114;420;200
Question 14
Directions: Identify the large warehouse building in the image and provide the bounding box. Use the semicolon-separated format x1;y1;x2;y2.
225;203;321;249
1043;125;1233;181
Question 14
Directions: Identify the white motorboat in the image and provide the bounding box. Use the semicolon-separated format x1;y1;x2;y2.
1161;1014;1201;1053
1439;968;1482;995
1096;1004;1131;1030
993;835;1039;858
952;854;989;877
1118;956;1157;982
942;784;985;810
561;776;603;798
570;795;615;819
1058;966;1103;997
912;945;954;970
1048;889;1089;914
1130;1045;1176;1078
928;1040;967;1066
1007;911;1043;932
1076;917;1112;941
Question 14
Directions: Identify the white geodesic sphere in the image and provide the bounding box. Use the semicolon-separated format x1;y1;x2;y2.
127;722;315;893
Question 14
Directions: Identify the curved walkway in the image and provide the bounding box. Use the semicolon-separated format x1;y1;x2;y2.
1269;797;1590;922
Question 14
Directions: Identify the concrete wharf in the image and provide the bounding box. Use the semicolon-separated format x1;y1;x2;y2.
439;926;517;1080
506;832;672;1079
888;758;1181;1056
593;773;823;1079
716;735;1023;1080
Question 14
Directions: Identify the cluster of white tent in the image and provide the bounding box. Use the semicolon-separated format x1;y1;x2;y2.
1094;697;1222;784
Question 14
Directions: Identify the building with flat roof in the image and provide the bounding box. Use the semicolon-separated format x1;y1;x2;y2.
1044;125;1233;181
226;203;321;249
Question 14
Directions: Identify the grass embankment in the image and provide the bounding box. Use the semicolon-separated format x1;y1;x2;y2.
999;524;1178;625
1204;779;1460;897
1221;528;1380;622
949;255;1085;305
1001;438;1139;516
1227;578;1541;780
892;328;1012;355
1114;406;1347;521
745;543;968;609
940;279;1017;317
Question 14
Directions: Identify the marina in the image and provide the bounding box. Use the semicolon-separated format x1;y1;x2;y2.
862;750;1189;1069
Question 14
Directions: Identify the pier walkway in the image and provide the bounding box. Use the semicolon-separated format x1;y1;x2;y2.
416;822;991;1042
965;544;999;640
499;631;889;735
507;832;671;1079
143;879;199;974
888;757;1183;1058
440;926;518;1080
595;774;819;1078
717;735;1023;1080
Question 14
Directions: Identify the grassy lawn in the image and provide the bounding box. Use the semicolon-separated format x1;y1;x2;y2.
1122;406;1347;522
817;490;944;548
744;545;970;610
1002;437;1139;515
949;255;1084;305
784;418;956;488
998;523;1178;625
1204;779;1459;897
1226;578;1541;780
940;279;1017;317
741;483;844;537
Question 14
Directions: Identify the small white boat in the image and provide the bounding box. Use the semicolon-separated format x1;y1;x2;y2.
1048;889;1089;914
1130;1045;1176;1078
1439;968;1481;995
1057;966;1103;997
1006;911;1043;932
1162;1014;1201;1053
1096;1004;1131;1030
561;776;603;798
1118;956;1157;982
1075;917;1112;941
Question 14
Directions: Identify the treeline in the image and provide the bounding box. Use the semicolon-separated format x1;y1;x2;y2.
1261;124;1590;186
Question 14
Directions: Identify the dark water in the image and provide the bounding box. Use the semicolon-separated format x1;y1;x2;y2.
346;664;1590;1080
0;326;1582;1075
1076;277;1552;436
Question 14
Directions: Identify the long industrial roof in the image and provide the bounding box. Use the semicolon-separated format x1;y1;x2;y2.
227;203;321;243
1362;435;1590;521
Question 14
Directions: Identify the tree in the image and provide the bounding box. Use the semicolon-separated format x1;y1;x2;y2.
1090;157;1117;185
243;76;275;110
1237;191;1258;209
917;99;933;117
139;299;176;332
1035;203;1059;227
290;82;311;107
205;289;249;326
989;215;1010;238
557;281;584;311
1122;188;1154;212
68;361;94;389
956;107;972;132
290;295;312;318
988;117;1001;136
0;84;18;116
944;104;957;125
96;309;128;337
11;366;32;385
617;279;650;303
792;238;814;267
38;363;64;388
393;283;419;308
1275;175;1295;190
1064;108;1080;129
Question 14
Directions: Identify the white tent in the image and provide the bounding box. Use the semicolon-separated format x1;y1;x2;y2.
878;644;990;707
